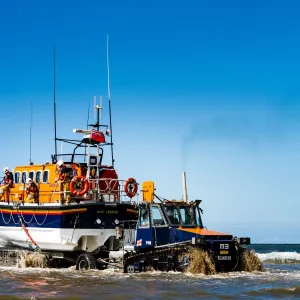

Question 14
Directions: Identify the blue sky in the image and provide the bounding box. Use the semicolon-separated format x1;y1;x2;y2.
1;0;300;242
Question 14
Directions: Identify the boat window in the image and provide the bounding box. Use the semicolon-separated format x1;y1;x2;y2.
178;206;194;226
36;171;42;183
29;171;35;181
138;205;150;228
43;170;49;183
21;171;28;184
14;172;20;184
151;205;166;226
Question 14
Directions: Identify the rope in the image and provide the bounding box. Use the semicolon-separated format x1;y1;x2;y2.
96;257;123;269
20;211;34;224
0;209;21;225
1;207;49;227
12;213;21;225
70;214;79;242
0;209;12;225
33;211;48;226
17;213;40;251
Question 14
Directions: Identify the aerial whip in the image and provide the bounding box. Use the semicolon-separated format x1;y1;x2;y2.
107;34;114;167
53;44;58;159
29;99;33;165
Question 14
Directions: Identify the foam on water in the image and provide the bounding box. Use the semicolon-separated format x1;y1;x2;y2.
246;286;300;298
257;251;300;264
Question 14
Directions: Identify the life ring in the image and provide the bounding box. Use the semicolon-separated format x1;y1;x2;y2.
124;178;138;198
70;176;89;196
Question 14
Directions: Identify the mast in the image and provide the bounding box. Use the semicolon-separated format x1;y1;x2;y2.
84;101;91;162
107;34;114;167
53;45;58;158
93;95;102;131
29;99;33;165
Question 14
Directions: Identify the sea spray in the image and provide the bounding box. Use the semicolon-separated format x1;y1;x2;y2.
184;247;263;274
185;249;216;275
0;250;19;267
18;250;49;268
239;247;264;272
0;250;47;268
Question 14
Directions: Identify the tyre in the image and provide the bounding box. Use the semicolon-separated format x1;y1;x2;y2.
76;253;97;270
126;264;135;273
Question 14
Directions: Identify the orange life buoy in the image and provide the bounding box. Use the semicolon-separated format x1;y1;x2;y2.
70;176;89;196
124;177;138;198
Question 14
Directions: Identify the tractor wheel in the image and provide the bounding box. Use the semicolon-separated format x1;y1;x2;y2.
126;264;135;273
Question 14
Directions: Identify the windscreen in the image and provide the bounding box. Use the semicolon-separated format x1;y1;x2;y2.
164;205;180;225
178;205;194;226
194;206;203;228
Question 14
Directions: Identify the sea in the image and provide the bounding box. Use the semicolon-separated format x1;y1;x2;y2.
1;244;300;300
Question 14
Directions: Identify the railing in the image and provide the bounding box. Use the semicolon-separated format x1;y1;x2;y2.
90;178;139;204
0;178;140;206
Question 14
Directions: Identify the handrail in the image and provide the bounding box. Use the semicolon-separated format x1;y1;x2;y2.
2;178;139;205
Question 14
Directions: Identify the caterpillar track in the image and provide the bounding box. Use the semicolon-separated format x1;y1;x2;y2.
124;243;192;273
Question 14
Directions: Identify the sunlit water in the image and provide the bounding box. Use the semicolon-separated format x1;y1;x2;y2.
1;244;300;300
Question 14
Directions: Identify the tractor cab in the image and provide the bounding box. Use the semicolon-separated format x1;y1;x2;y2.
163;200;203;228
135;181;207;250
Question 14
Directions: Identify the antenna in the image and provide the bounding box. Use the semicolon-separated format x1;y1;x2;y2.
53;45;58;159
100;96;103;121
29;99;33;165
84;101;91;162
107;35;111;101
107;34;114;167
94;95;96;123
87;101;91;128
93;96;102;131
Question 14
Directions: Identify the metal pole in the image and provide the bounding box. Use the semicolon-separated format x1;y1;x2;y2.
182;172;188;203
107;34;114;167
53;45;58;158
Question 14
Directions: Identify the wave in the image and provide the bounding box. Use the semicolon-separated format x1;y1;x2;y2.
257;251;300;264
246;286;300;297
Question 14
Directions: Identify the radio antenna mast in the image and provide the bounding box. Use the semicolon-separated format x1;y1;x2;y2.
29;99;33;165
107;34;114;167
100;96;103;121
84;101;91;162
53;45;58;159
